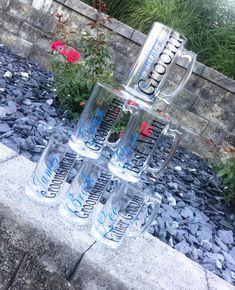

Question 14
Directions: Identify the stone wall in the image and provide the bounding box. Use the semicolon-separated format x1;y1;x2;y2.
0;0;234;159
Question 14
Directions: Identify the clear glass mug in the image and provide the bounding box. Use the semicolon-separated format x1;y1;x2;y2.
25;129;77;205
122;22;197;108
108;108;181;183
68;82;130;159
58;155;112;225
90;179;150;248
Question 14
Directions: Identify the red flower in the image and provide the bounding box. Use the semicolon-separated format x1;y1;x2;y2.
51;40;63;51
66;50;80;63
140;121;153;137
127;99;138;109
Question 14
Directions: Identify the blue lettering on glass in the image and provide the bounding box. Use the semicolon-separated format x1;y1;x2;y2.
66;172;95;214
141;39;162;79
97;208;119;238
31;157;59;195
114;132;138;163
67;193;83;211
77;109;105;142
141;81;151;91
77;120;87;138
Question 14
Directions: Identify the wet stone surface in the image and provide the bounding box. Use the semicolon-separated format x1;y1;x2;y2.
0;43;234;285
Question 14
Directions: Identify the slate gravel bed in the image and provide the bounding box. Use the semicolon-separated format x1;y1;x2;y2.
0;44;234;285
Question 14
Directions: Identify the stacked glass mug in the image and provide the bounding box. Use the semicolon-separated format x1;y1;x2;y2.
25;22;196;248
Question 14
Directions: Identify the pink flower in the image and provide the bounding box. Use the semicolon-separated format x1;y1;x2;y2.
51;40;63;51
80;101;86;106
66;50;80;63
140;121;153;137
60;47;67;55
119;130;124;138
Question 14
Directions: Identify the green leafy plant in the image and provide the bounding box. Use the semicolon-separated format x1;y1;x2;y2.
214;158;235;206
205;139;235;206
50;3;114;119
50;40;85;118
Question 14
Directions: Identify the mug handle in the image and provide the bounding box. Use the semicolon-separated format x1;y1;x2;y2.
158;50;197;104
140;193;162;234
106;138;121;150
146;128;182;178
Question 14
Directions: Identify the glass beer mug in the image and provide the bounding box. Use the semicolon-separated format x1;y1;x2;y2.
68;83;130;159
25;129;77;204
108;108;181;183
122;22;197;108
59;156;112;225
91;179;149;248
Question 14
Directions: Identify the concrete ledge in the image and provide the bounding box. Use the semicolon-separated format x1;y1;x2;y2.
0;143;234;289
0;142;17;163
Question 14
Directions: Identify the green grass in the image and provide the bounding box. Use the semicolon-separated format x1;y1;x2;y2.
82;0;235;79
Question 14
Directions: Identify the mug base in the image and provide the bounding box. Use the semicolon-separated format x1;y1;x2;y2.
24;184;58;206
58;204;89;225
108;162;139;183
68;138;100;159
90;225;121;249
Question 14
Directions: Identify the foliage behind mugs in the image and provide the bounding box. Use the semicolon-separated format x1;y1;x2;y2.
205;139;235;207
50;7;114;119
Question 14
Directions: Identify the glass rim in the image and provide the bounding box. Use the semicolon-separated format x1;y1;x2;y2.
121;94;173;124
111;176;149;194
82;155;111;172
94;82;133;102
152;22;188;42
